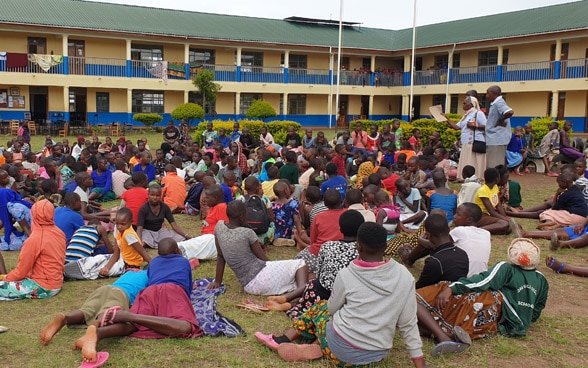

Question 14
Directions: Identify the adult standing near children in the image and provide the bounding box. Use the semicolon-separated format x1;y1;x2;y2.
0;200;66;300
485;85;514;168
443;96;487;181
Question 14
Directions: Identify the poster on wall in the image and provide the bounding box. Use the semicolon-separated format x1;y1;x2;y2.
0;89;7;107
7;96;25;109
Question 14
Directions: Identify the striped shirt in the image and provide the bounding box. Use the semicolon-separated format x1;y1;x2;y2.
65;225;100;263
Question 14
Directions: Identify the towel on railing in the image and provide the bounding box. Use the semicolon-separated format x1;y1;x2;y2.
6;52;28;68
29;54;63;71
147;61;168;85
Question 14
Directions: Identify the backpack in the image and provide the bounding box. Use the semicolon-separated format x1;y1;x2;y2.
244;194;271;234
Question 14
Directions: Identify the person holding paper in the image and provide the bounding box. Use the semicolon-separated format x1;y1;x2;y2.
443;96;487;182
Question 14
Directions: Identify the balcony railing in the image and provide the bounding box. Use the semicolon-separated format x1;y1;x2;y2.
1;54;587;87
69;56;127;77
561;58;588;79
502;61;553;82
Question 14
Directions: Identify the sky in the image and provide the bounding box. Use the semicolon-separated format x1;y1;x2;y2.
87;0;581;30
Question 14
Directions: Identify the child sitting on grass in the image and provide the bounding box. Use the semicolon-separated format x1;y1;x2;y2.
473;168;510;235
272;181;302;247
254;222;427;367
458;165;482;206
115;208;151;270
394;178;427;230
208;201;309;310
426;169;458;224
161;164;187;213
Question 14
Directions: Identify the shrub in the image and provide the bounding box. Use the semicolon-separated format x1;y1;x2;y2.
245;100;277;120
133;113;162;126
192;120;301;145
171;103;205;127
349;118;462;150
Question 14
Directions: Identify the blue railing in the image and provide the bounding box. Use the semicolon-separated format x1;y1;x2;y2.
289;68;331;85
2;55;587;86
451;65;497;84
561;58;588;79
502;61;553;82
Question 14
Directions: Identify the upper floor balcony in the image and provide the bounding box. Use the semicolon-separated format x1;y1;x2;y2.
0;53;586;88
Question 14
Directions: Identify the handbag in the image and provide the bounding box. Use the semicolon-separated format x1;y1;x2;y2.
470;112;486;153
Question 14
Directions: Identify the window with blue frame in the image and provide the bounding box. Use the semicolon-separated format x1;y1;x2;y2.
240;52;263;72
132;90;164;113
281;54;307;69
478;50;509;66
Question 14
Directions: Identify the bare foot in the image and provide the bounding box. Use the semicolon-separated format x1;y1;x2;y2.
265;300;292;311
73;325;98;363
267;296;288;304
39;313;66;345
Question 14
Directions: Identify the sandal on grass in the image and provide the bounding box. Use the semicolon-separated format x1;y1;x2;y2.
546;256;565;273
100;306;122;327
242;299;269;311
452;326;472;346
79;351;109;368
430;341;470;357
0;326;8;333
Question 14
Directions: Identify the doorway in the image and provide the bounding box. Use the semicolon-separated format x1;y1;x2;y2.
557;92;566;121
29;86;48;124
69;87;87;126
361;95;369;118
550;43;569;78
412;95;421;120
68;40;85;75
337;95;348;128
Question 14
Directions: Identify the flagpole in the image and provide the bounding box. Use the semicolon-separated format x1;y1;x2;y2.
409;0;417;122
445;43;456;113
335;0;343;129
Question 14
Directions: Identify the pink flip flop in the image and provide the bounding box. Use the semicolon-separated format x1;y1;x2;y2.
79;351;109;368
100;306;122;327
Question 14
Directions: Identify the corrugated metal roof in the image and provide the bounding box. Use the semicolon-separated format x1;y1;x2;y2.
0;0;586;52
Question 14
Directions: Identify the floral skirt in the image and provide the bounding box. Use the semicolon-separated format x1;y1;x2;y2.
0;202;32;251
0;278;60;301
293;300;371;368
286;279;331;321
416;282;503;340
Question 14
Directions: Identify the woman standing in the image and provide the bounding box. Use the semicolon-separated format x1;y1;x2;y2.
0;200;66;300
444;96;487;181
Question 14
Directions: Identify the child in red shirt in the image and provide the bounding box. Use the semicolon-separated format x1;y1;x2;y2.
201;185;229;235
120;172;149;226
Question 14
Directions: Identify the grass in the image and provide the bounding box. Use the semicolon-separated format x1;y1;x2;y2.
1;132;588;367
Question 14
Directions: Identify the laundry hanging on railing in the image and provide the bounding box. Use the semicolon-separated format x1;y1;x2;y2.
29;54;63;71
147;60;168;85
6;52;28;69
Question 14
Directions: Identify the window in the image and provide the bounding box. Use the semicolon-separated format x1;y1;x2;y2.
188;91;216;115
189;49;215;65
288;94;306;115
240;93;262;115
450;95;459;114
240;52;263;67
281;54;307;69
131;44;163;61
28;37;46;54
434;54;460;68
362;58;371;69
96;92;110;113
132;90;164;113
478;49;509;66
432;95;446;111
431;94;458;113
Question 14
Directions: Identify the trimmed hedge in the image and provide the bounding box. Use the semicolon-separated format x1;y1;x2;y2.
193;120;301;146
526;117;566;143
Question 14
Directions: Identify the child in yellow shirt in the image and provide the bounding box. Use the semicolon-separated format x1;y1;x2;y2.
115;207;151;270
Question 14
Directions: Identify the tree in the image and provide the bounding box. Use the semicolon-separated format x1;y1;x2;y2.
171;103;205;127
132;113;162;126
192;69;221;115
246;100;277;121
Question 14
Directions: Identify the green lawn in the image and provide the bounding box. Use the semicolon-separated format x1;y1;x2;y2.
1;131;587;367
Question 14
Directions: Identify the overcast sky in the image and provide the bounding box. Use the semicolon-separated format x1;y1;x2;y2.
88;0;581;29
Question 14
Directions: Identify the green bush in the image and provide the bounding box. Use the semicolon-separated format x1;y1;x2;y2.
171;103;205;126
133;113;163;126
245;100;277;120
349;117;463;150
192;120;301;145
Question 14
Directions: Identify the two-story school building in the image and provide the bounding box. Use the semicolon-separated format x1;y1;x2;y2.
0;0;587;130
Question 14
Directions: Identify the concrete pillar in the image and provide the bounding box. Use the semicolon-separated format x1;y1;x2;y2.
403;54;411;72
125;39;132;60
235;92;241;116
184;90;189;104
127;89;133;114
63;86;69;114
370;55;376;71
401;94;410;119
236;47;242;66
184;43;190;64
283;50;289;68
61;35;68;55
497;46;503;65
283;93;288;116
551;91;559;119
368;95;374;119
554;40;562;61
